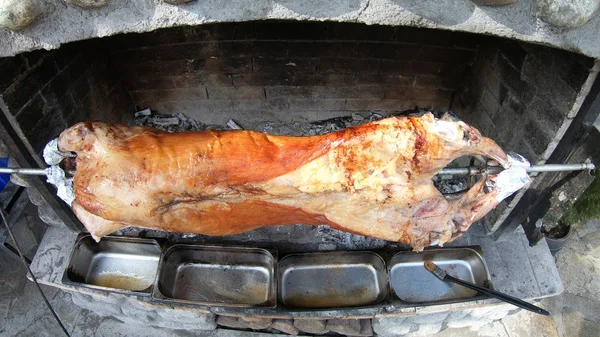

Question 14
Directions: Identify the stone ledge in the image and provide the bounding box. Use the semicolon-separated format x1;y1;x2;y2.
29;222;562;326
1;0;600;58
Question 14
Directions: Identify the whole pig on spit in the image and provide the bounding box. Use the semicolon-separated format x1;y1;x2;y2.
55;113;527;251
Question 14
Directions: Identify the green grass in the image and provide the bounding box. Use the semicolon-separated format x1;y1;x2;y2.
561;169;600;227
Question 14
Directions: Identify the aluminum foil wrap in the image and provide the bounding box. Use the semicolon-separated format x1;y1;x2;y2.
494;152;531;201
43;139;75;205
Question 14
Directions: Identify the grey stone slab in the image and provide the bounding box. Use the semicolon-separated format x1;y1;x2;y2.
326;318;361;335
70;308;103;337
372;316;411;336
271;319;299;335
500;305;559;337
519;234;564;297
3;0;600;58
477;230;542;299
29;225;77;285
210;329;298;337
293;319;327;334
93;317;212;337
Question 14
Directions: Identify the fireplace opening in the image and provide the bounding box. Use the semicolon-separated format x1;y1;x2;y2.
0;20;596;243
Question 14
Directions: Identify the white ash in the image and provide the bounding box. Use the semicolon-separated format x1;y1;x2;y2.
133;110;225;132
132;110;389;136
315;225;393;250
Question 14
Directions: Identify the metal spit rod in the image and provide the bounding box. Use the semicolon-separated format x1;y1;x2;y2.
0;163;595;177
0;167;48;175
437;163;596;176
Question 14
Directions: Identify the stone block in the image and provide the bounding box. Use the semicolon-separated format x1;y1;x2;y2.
381;60;442;76
158;42;219;61
356;73;413;86
172;73;232;88
64;0;109;8
0;57;27;93
327;22;396;41
217;315;247;330
317;58;379;73
409;312;449;324
294;319;328;334
356;319;374;337
253;57;317;74
372;317;411;336
220;40;289;58
293;73;355;86
130;88;207;104
15;94;45;135
271;319;299;335
470;304;513;319
447;309;472;321
239;317;272;330
207;86;265;100
537;0;600;28
414;75;462;90
0;0;45;30
355;42;419;60
446;315;492;329
326;319;361;335
2;57;58;113
255;21;327;40
232;73;293;87
287;41;356;58
411;323;443;335
472;0;517;6
154;308;216;330
382;86;452;102
419;46;475;64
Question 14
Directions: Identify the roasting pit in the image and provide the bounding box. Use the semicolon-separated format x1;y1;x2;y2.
1;3;600;335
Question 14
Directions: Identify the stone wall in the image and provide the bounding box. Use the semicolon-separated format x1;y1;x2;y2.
68;287;517;336
2;0;600;60
107;21;480;125
0;41;132;163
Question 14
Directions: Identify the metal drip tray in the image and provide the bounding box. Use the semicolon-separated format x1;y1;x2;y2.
389;247;491;304
153;245;277;307
63;234;161;295
278;251;388;309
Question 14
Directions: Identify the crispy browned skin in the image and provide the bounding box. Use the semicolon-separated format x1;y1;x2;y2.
59;113;509;251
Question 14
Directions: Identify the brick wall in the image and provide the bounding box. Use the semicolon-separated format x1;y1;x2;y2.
452;38;595;232
0;41;132;161
453;38;595;163
108;21;479;126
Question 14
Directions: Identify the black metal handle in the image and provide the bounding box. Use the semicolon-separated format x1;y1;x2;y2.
445;275;550;316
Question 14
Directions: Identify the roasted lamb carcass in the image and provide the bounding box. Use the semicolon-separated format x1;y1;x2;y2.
58;113;514;251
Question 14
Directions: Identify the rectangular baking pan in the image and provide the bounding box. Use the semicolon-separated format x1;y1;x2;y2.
278;251;388;309
153;245;277;307
389;246;492;304
63;234;162;295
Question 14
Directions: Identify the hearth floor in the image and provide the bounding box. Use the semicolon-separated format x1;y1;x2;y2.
2;208;599;336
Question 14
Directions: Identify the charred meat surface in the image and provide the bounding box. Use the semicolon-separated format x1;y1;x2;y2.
59;113;509;251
